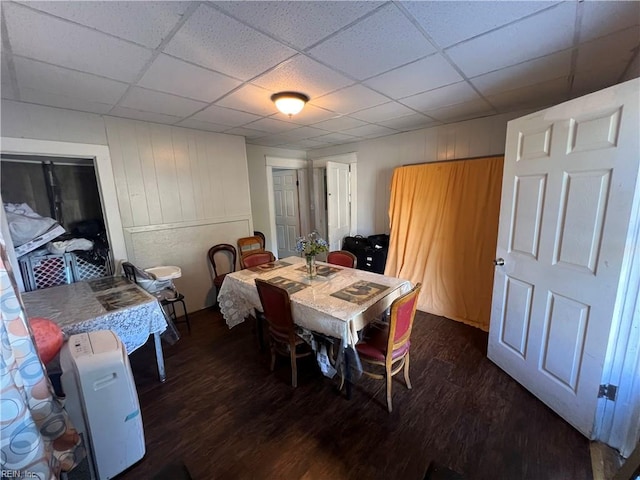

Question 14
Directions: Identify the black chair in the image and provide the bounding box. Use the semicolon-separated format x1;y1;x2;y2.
207;244;237;307
122;262;190;332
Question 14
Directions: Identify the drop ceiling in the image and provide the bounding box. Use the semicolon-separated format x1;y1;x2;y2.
1;1;638;150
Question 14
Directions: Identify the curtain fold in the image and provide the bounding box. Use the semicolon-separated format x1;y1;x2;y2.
386;156;504;331
0;238;83;478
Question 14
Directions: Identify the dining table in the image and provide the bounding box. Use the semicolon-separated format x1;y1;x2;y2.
218;256;412;393
22;276;170;382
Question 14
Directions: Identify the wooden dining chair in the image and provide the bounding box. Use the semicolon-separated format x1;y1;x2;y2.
242;251;275;269
207;244;237;306
253;231;266;250
356;283;422;412
327;250;357;268
237;235;265;267
255;279;313;387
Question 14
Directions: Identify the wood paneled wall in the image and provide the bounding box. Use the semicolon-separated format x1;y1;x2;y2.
104;117;252;311
104;117;250;228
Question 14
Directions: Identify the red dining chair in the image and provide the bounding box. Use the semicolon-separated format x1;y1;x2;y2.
356;283;422;412
242;251;276;269
255;279;313;387
327;250;357;268
237;235;265;267
207;244;237;306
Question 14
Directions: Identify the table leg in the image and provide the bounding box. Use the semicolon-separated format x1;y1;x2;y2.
344;348;352;400
154;332;166;383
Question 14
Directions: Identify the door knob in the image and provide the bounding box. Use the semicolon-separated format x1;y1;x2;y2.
494;258;505;266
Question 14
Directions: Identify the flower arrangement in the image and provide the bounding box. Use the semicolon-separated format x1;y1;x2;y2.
295;231;329;257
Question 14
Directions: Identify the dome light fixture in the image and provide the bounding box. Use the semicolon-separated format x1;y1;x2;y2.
271;91;309;117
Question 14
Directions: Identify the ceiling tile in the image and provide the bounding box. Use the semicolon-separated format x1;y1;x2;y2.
163;4;296;81
108;107;182;125
213;1;382;50
243;117;296;134
311;116;368;132
400;82;481;112
342;124;397;138
20;1;189;48
575;27;640;74
351;101;415;123
248;135;288;147
120;87;207;117
3;3;152;82
13;57;129;104
275;126;331;141
174;118;229;133
19;88;114;114
571;67;626;99
252;54;354;100
224;126;274;139
471;50;572;96
215;84;278;116
312;84;388;115
377;113;438;131
446;2;577;78
191;105;261;127
1;54;17;100
138;54;241;102
580;0;640;43
487;78;568;111
401;1;557;48
308;3;436;80
283;138;331;149
364;54;463;99
425;98;495;123
310;132;360;143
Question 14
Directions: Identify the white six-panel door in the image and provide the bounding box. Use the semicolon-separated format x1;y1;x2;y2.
326;161;350;252
488;79;640;437
273;169;301;259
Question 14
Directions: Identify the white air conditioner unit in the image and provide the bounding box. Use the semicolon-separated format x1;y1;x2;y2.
61;330;145;479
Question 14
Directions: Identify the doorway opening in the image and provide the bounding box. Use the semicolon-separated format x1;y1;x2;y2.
1;154;113;290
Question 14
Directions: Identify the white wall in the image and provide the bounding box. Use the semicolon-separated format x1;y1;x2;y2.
308;110;533;235
245;145;306;251
1;101;253;311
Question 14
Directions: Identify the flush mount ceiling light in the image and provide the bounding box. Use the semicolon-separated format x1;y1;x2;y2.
271;91;309;117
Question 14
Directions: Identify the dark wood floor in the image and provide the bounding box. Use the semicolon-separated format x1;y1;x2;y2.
119;309;592;480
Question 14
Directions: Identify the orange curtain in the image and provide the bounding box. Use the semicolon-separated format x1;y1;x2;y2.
385;156;504;331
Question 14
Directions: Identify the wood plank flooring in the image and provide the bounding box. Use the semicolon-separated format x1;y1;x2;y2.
119;309;592;480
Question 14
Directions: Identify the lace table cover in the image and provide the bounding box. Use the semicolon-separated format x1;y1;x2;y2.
22;277;168;353
219;256;411;346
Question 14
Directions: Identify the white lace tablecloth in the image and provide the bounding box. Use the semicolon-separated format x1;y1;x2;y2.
219;256;411;347
22;276;168;354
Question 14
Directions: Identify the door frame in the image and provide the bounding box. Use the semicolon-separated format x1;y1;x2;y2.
265;156;310;257
1;137;127;283
595;167;640;457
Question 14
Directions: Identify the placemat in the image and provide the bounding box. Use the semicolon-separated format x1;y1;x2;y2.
248;260;292;273
264;276;309;294
330;280;389;305
295;264;342;277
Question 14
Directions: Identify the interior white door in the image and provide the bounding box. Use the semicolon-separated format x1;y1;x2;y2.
273;169;301;259
488;79;640;437
326;161;350;251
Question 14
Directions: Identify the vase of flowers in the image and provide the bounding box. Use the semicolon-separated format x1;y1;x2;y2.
296;231;329;278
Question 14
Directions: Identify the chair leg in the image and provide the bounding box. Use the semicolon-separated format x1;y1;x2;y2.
290;346;298;388
386;365;393;413
404;353;412;390
270;343;277;372
180;299;190;333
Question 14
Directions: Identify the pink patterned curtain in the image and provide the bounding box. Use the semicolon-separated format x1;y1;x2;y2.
0;239;83;477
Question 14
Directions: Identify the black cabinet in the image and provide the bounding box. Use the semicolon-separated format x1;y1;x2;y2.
342;234;389;274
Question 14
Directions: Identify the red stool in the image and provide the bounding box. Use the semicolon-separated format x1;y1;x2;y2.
29;317;64;364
